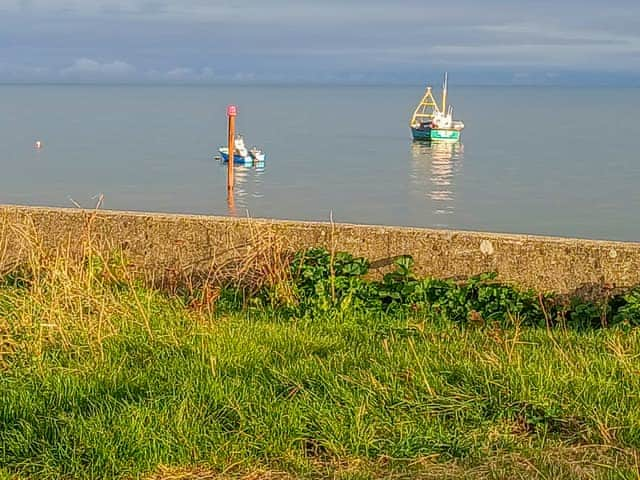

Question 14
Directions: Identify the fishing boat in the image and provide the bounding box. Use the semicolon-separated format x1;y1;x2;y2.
218;134;266;164
410;73;464;142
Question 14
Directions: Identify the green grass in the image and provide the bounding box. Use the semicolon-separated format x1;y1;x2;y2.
1;242;640;479
2;275;640;479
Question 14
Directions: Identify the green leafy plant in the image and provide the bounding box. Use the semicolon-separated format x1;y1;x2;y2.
613;287;640;326
290;248;374;314
280;247;640;330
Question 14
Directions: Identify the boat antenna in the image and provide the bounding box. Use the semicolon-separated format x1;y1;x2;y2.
442;72;448;114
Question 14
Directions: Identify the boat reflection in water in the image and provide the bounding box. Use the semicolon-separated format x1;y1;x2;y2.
409;141;464;225
224;160;266;216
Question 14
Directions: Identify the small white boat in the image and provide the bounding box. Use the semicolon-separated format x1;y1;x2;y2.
218;134;252;163
218;135;266;164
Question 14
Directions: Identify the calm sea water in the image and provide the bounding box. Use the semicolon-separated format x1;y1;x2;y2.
1;85;639;241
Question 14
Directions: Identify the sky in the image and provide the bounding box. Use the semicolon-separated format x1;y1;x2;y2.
2;0;640;85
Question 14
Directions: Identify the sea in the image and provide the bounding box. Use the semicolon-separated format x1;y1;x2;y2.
1;84;639;241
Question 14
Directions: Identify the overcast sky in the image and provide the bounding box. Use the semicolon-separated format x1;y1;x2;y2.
2;0;640;85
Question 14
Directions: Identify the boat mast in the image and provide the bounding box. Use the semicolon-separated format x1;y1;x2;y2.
442;72;448;114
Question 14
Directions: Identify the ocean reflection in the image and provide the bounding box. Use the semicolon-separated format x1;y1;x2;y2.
224;161;266;215
410;141;464;223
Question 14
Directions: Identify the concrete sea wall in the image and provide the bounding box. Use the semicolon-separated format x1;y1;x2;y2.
1;205;639;297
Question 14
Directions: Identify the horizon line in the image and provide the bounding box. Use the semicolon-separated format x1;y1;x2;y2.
2;81;640;88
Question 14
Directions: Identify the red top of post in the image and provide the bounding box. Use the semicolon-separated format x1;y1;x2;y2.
227;105;237;117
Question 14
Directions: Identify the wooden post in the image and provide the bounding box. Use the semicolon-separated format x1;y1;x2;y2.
227;105;237;192
227;186;236;215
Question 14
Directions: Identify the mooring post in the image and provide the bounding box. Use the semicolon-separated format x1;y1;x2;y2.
227;104;237;192
227;186;236;215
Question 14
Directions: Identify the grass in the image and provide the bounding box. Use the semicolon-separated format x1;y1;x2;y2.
2;284;640;478
1;224;640;478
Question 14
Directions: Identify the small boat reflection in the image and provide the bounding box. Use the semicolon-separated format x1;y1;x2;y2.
410;141;464;221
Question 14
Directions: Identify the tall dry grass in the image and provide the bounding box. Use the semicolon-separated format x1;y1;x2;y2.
0;208;300;361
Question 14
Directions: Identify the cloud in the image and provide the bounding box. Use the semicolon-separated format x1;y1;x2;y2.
232;72;256;82
3;1;640;84
161;66;215;81
165;67;194;79
61;58;135;77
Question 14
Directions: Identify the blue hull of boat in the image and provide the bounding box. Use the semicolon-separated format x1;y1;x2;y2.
411;127;432;140
220;151;250;163
219;152;266;168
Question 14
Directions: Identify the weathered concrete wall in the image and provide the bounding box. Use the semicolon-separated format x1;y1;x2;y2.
1;204;639;296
